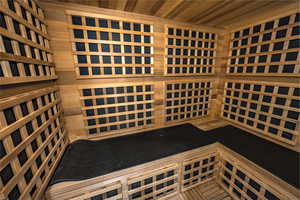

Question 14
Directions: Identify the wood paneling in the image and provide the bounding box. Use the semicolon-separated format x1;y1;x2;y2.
0;0;57;85
0;87;68;200
219;9;300;149
45;143;299;200
181;180;232;200
222;80;300;145
227;11;299;76
0;1;68;200
217;145;299;200
41;1;223;141
42;0;298;29
165;25;217;76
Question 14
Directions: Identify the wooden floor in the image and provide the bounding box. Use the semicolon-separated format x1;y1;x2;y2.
167;181;232;200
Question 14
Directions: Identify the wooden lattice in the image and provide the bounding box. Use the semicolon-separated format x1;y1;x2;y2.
227;12;299;76
67;181;122;200
0;0;57;85
67;10;154;78
222;80;300;145
218;149;292;200
165;80;213;123
79;82;155;137
181;152;219;191
127;164;179;200
165;25;217;75
0;87;67;200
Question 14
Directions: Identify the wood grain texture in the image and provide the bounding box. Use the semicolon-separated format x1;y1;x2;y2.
0;0;58;85
41;0;298;28
41;1;223;141
0;87;68;200
45;143;299;200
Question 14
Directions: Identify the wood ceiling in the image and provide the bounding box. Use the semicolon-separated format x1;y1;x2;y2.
45;0;299;28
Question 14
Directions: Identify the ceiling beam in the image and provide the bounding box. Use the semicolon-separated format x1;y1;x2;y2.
153;0;184;18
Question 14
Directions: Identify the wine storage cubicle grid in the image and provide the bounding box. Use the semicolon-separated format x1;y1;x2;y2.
0;87;67;200
0;0;57;85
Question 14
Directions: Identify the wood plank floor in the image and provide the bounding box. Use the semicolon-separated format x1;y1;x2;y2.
167;181;232;200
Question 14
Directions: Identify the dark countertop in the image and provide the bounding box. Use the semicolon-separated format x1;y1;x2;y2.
49;124;300;189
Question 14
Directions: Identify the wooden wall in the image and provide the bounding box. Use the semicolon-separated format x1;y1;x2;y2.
0;0;68;200
39;1;300;151
0;1;298;199
220;9;300;151
40;1;226;141
46;144;299;200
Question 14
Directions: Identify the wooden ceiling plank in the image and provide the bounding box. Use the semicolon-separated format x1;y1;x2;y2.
133;0;161;15
107;0;128;10
154;0;184;18
226;1;299;29
150;0;167;15
116;0;128;11
173;0;219;22
165;0;193;19
99;0;109;8
211;1;272;27
188;0;230;23
196;0;253;24
124;0;138;12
